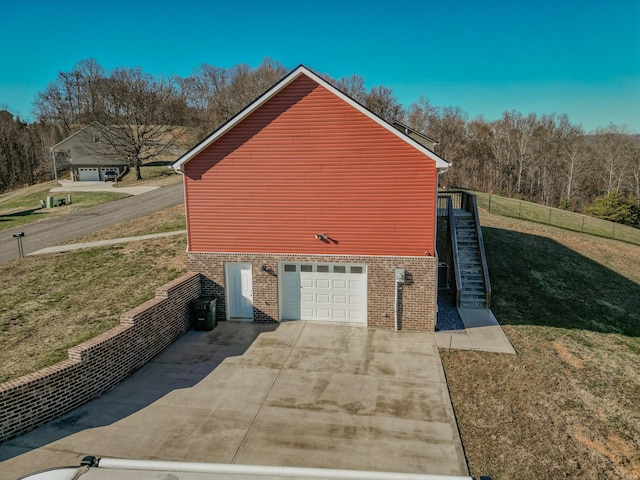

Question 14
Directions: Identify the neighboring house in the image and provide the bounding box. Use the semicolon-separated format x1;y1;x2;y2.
51;123;127;181
172;65;450;331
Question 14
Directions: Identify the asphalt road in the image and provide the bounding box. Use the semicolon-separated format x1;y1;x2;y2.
0;183;184;264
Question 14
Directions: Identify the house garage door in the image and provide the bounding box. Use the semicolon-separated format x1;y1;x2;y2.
78;167;100;181
280;263;367;323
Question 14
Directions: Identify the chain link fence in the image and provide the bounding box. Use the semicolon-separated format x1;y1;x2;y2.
472;191;640;246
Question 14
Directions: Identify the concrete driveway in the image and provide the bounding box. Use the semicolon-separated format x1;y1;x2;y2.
51;180;159;196
0;321;468;479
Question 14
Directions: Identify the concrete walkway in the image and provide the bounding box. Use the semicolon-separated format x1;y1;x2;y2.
0;322;468;480
28;230;187;256
435;308;516;354
51;180;159;196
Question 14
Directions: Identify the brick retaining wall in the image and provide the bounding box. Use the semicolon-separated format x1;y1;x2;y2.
0;272;201;443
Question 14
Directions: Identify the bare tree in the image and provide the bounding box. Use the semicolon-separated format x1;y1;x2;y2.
180;57;286;136
33;58;106;133
364;85;402;122
0;112;62;192
589;125;634;195
332;74;367;104
630;140;640;206
406;96;438;134
87;67;188;180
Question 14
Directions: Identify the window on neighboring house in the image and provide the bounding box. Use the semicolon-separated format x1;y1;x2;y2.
93;132;101;143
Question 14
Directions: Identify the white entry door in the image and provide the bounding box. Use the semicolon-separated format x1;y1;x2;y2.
226;263;253;320
280;263;367;323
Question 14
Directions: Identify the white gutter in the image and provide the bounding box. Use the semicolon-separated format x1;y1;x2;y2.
433;166;450;318
50;147;58;183
96;458;473;480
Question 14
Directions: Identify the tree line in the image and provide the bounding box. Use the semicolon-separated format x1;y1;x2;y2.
2;58;639;225
0;110;65;193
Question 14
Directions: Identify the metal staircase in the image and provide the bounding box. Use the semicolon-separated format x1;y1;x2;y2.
438;191;491;309
454;212;487;308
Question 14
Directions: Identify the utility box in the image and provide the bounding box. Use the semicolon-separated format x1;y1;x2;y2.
438;262;449;290
190;297;217;331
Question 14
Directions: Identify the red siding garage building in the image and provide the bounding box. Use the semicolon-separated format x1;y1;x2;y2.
173;65;449;331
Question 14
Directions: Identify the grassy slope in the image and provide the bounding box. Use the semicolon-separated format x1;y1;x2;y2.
0;211;187;383
442;210;640;479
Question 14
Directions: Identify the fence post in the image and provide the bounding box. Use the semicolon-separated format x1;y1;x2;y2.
548;208;552;225
581;215;585;233
612;222;615;239
519;202;522;218
488;194;491;212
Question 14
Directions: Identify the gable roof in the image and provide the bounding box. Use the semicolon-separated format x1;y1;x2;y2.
171;65;450;171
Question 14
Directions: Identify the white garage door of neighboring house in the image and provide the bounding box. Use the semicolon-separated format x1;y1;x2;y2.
280;263;367;323
78;167;99;181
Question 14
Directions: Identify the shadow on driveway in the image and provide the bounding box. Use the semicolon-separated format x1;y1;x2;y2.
0;323;276;465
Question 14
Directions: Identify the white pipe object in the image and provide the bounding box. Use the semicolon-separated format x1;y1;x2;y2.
97;458;473;480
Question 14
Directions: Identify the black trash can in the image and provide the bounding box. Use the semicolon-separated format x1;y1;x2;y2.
190;297;217;331
438;262;449;290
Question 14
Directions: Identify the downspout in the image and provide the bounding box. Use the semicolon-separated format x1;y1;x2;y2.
51;147;58;183
170;163;189;254
394;279;399;331
394;269;405;331
433;165;450;319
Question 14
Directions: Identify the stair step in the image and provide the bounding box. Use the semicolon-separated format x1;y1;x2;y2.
460;295;486;302
461;286;485;292
459;301;486;309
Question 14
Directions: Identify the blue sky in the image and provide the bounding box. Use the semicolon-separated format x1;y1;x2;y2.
1;0;638;132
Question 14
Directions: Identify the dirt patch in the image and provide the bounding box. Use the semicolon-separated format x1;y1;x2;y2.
552;340;584;369
575;429;640;479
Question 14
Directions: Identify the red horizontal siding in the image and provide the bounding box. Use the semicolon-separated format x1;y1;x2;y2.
184;75;437;257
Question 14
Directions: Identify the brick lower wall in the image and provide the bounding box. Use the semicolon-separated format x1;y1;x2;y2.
187;253;437;331
0;272;201;443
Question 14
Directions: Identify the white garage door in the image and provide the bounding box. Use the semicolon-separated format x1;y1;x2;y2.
280;263;367;323
78;168;99;181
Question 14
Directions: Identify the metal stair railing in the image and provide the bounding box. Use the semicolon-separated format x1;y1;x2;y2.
446;196;463;308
